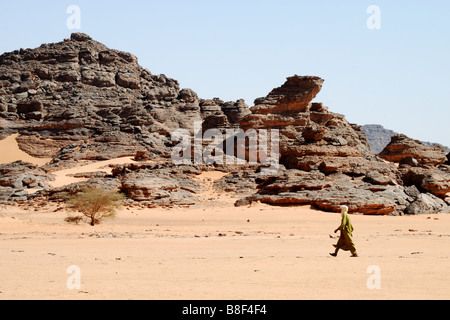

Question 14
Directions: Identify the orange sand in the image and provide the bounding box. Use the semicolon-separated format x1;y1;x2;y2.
1;170;450;300
0;134;52;166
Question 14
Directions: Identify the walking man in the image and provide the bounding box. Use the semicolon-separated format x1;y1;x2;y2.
330;205;358;257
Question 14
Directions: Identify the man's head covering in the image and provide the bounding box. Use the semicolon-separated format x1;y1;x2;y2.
340;205;349;216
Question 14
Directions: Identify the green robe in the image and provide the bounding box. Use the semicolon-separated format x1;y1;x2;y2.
335;213;357;254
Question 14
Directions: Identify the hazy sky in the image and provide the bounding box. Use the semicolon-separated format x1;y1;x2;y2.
1;1;449;147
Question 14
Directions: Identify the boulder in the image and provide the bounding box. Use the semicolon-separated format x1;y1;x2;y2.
121;173;178;201
240;169;408;215
401;167;450;198
113;163;207;207
81;70;115;87
405;193;447;215
116;71;140;89
379;134;447;167
0;161;54;201
250;75;324;114
70;33;92;42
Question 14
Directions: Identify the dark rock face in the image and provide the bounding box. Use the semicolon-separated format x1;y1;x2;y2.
405;193;448;215
0;33;249;161
361;124;397;155
250;75;324;114
0;161;54;202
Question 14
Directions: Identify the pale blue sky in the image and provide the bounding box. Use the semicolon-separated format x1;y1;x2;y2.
1;1;449;147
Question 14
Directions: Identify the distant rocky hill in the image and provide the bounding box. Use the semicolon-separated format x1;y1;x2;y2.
362;124;450;155
0;33;449;215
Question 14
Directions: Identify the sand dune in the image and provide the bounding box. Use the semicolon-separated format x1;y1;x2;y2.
49;157;140;189
0;134;51;166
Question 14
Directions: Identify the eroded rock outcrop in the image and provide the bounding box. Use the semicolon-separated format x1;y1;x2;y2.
379;134;447;167
240;76;393;177
401;167;450;199
0;161;54;202
376;135;450;205
231;76;450;215
233;76;420;215
0;33;249;161
111;163;208;207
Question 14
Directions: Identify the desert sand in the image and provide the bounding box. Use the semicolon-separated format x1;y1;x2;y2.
1;137;450;300
0;134;51;166
1;171;450;300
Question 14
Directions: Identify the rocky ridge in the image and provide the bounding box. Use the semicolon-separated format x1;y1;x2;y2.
0;33;249;162
0;33;449;216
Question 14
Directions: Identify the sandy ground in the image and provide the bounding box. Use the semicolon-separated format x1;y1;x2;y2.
1;180;450;300
49;157;141;188
1;135;450;300
0;134;51;166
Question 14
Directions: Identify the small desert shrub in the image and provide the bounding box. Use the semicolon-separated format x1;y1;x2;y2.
65;186;125;226
64;215;83;225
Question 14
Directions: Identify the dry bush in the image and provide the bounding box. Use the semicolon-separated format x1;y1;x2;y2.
64;215;83;225
66;186;125;226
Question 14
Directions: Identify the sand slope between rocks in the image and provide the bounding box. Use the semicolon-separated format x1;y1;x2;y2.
0;134;51;166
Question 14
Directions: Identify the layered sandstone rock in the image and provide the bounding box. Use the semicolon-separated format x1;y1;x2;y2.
379;134;447;167
235;76;448;215
401;167;450;199
236;168;410;215
377;135;450;204
111;163;207;207
240;76;391;177
362;124;450;155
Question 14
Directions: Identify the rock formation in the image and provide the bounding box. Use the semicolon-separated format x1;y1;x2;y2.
240;76;392;177
111;162;207;207
1;33;449;215
0;161;54;202
379;134;448;167
235;76;418;215
0;33;249;162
